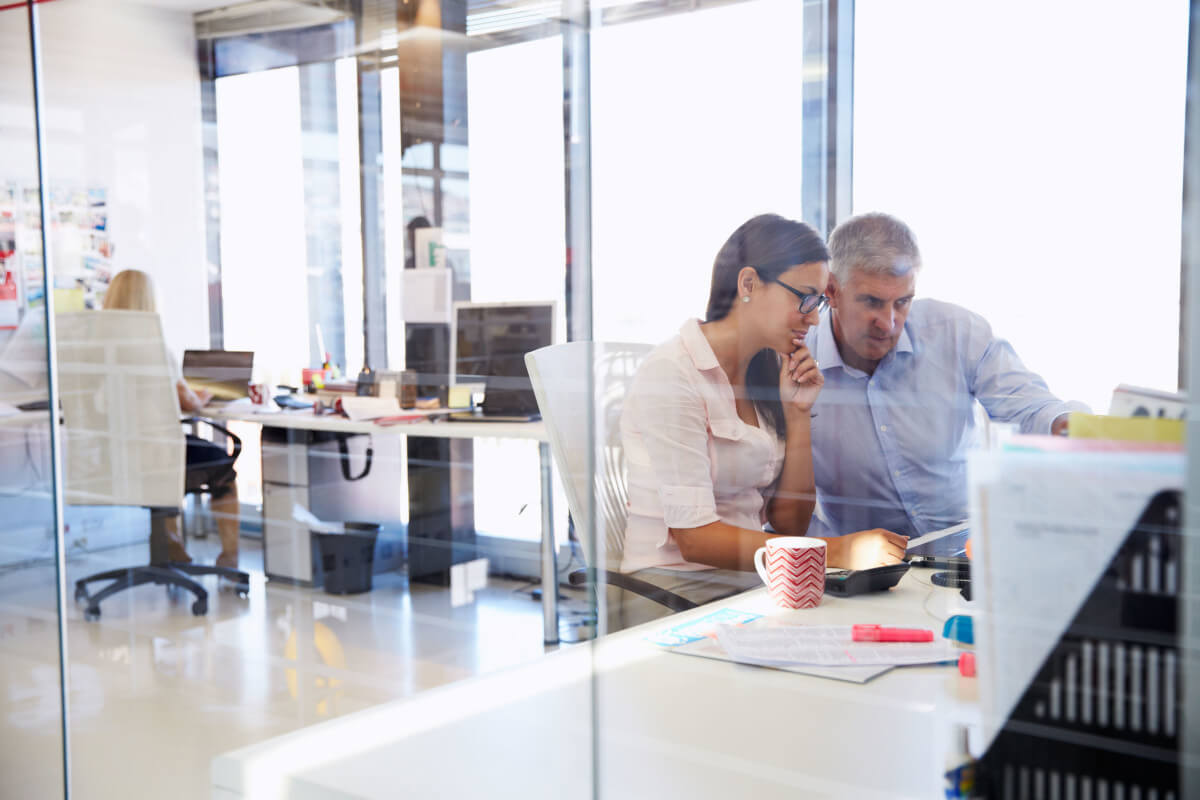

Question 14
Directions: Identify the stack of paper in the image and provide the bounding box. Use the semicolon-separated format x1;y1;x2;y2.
649;610;957;684
713;624;957;668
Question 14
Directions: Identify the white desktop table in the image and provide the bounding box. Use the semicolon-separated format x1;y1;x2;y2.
201;404;563;643
212;571;980;799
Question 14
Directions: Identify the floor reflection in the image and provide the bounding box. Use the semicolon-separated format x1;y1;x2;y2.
0;534;566;799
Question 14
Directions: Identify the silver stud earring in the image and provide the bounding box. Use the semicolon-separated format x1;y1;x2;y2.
741;295;750;303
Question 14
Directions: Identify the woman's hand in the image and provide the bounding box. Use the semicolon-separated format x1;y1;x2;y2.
824;528;908;569
778;339;823;416
176;380;212;413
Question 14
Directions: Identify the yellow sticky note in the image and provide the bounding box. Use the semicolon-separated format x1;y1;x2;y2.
1068;412;1184;443
53;287;85;312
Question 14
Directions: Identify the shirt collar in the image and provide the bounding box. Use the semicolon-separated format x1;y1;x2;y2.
811;310;915;372
679;318;720;371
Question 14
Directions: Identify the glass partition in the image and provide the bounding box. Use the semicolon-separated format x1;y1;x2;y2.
17;0;592;797
0;3;67;798
6;0;1197;797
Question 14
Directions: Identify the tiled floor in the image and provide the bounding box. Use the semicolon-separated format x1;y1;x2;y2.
0;535;582;800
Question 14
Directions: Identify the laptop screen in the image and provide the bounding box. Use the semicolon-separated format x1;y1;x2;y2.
452;303;554;416
181;350;254;402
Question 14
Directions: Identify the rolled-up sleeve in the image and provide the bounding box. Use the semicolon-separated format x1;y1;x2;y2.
625;358;721;530
967;314;1090;433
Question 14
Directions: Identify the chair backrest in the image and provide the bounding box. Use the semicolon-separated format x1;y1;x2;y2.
55;311;184;508
525;341;652;571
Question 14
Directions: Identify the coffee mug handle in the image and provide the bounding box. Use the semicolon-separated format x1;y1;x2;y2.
753;546;769;584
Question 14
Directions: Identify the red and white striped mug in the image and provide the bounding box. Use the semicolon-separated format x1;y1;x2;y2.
753;536;826;609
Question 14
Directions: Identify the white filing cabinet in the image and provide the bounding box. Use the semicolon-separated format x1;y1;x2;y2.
261;427;317;584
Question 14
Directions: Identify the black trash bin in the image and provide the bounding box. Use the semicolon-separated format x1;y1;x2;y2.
313;522;381;594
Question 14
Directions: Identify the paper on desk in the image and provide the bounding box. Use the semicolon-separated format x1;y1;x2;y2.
714;624;957;668
671;635;891;684
645;607;763;647
339;396;401;421
649;609;890;683
292;504;345;534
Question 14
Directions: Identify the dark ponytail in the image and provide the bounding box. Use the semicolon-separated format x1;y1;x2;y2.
704;214;829;438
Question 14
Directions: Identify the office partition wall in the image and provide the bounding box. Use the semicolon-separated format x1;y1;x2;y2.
0;4;67;798
6;0;1199;797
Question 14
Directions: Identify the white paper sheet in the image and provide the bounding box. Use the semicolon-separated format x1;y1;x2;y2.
714;624;958;667
339;396;401;421
291;503;345;534
669;636;892;684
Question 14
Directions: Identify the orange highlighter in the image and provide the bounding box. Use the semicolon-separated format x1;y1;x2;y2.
852;624;934;643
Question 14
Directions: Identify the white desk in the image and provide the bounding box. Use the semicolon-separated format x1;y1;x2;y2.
202;404;562;643
212;571;980;799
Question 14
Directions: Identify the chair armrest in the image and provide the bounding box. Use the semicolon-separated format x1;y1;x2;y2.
182;417;242;461
568;568;699;612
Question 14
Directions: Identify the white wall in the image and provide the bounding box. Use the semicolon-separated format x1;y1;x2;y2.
24;0;209;359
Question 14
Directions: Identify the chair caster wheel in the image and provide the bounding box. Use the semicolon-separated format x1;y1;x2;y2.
84;607;100;621
191;599;207;616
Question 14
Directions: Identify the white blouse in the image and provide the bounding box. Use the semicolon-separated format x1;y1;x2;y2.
620;319;786;573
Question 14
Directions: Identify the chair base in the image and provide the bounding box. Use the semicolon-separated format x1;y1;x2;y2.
74;562;250;621
568;567;699;612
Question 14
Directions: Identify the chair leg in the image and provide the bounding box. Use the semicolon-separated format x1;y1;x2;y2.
76;566;210;620
171;564;250;597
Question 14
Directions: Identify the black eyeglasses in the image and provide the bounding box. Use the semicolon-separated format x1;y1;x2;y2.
772;278;828;314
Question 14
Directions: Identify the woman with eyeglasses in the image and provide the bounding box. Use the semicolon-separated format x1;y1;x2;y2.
617;214;907;624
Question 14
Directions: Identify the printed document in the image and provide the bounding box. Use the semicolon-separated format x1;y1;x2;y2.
714;624;957;668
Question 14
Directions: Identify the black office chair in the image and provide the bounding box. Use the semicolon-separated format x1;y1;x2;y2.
182;416;240;538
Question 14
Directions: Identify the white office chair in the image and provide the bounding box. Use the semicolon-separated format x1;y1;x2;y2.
57;310;248;619
525;342;698;631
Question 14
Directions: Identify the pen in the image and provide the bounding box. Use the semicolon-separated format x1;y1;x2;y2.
852;624;934;643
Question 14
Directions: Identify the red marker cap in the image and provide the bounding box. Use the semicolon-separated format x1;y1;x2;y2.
958;652;977;677
852;624;934;643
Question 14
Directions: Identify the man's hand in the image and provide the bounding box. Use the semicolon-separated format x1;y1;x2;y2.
778;339;823;416
195;388;214;408
825;528;909;569
1051;414;1070;436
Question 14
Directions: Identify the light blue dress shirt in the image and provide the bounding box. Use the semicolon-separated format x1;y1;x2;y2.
805;298;1088;538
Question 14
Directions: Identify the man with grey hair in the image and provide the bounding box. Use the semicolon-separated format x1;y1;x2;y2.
805;212;1087;539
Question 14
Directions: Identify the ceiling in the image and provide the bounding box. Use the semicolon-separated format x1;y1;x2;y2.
134;0;239;11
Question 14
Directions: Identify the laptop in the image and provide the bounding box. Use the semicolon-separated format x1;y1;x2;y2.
181;350;254;404
448;366;541;423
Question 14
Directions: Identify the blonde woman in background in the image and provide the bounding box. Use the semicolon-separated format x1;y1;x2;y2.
103;269;241;568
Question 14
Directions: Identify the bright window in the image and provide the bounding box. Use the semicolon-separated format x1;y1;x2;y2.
853;0;1188;412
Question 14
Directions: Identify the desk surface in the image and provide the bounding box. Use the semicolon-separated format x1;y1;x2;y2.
212;571;979;800
203;402;548;441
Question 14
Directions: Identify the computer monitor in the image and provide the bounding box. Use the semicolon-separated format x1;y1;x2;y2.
181;350;254;402
451;302;555;417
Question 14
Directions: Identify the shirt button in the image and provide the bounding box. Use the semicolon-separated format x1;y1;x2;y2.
893;470;900;477
879;424;887;432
